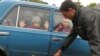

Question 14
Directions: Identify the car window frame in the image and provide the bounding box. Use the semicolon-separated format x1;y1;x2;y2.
1;4;52;32
18;5;51;31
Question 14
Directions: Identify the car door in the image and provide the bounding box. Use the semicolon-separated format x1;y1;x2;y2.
49;11;90;56
0;5;51;56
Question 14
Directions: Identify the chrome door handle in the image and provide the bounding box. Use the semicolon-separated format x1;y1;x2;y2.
0;32;10;36
52;37;62;42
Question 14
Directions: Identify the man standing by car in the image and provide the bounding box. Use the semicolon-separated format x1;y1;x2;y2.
54;0;100;56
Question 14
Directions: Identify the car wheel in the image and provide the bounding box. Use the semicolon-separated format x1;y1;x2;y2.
0;53;5;56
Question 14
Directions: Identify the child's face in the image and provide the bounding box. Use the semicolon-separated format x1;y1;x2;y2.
32;21;41;28
62;19;70;27
19;20;26;27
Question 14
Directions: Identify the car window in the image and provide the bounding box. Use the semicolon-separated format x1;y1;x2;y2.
2;7;18;27
53;11;73;33
17;6;50;31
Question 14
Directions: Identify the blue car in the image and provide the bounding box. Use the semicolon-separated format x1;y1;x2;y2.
0;1;90;56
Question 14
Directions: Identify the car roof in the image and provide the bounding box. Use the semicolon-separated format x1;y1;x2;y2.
0;1;59;20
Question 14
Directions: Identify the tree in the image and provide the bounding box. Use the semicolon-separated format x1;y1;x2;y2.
87;3;96;8
75;2;83;8
30;0;48;4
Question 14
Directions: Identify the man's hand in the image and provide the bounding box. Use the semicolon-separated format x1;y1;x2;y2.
54;49;62;56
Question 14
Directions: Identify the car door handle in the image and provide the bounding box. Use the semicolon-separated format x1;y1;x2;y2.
52;37;62;42
0;32;10;36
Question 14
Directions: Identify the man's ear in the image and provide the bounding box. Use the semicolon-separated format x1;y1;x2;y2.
68;8;75;12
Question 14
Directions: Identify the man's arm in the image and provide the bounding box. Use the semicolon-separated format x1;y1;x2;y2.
54;25;78;56
60;25;78;51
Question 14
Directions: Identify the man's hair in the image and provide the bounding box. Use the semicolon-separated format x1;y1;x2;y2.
60;0;77;12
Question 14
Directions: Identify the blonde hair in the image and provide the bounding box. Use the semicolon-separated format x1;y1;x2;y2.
32;16;41;23
62;19;73;29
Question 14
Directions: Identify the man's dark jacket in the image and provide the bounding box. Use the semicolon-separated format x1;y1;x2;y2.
60;7;100;56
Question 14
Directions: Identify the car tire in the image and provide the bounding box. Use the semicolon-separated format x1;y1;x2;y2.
0;53;5;56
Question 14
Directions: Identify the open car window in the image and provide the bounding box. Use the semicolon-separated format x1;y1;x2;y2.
53;11;73;33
